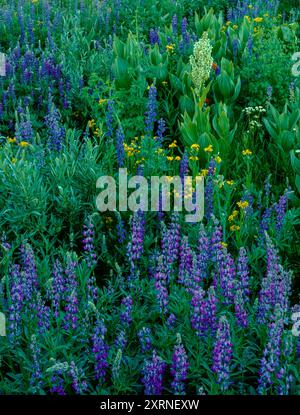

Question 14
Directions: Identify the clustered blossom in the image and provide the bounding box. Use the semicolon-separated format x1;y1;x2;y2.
82;220;97;269
115;330;127;350
191;287;217;337
45;103;65;151
161;214;181;265
30;335;43;393
141;351;166;395
120;296;133;326
8;265;24;343
154;257;169;313
145;85;157;136
63;256;79;331
212;316;233;392
69;361;88;394
171;343;189;395
92;318;109;383
190;32;213;95
127;210;145;262
138;327;152;353
178;236;193;287
257;235;292;324
258;310;284;394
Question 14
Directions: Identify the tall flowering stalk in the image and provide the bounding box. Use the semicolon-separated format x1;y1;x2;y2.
161;213;180;265
69;361;88;394
191;286;217;337
45;102;65;151
154;256;169;313
50;259;64;319
138;327;152;353
30;335;43;393
8;265;23;344
63;255;79;331
178;236;193;288
120;296;133;327
145;85;157;136
257;235;291;324
171;342;189;395
92;317;109;383
21;243;38;306
82;219;97;269
212;316;233;392
141;350;166;395
190;32;213;95
258;309;284;394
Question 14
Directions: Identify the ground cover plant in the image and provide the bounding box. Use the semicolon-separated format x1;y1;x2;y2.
0;0;300;395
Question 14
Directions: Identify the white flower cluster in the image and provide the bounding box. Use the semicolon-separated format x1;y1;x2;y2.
243;106;266;132
243;106;266;115
190;32;213;95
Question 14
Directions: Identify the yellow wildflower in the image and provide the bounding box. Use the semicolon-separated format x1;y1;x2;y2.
242;149;252;156
228;210;239;222
167;156;174;161
19;141;29;148
244;15;251;23
162;81;168;86
233;24;238;30
11;158;17;164
201;169;209;177
7;137;17;143
88;119;95;129
221;242;228;249
98;99;107;105
215;156;222;164
166;44;175;52
174;156;181;161
226;21;231;26
254;17;263;23
230;225;240;231
191;143;200;151
226;180;234;186
237;200;249;209
169;141;177;148
189;156;199;161
204;144;213;153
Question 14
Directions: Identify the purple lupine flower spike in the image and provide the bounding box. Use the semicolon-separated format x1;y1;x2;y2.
30;335;43;393
120;296;133;327
141;350;166;395
145;85;157;136
138;327;152;353
92;317;109;383
69;361;88;394
8;264;24;344
212;316;233;392
171;342;189;395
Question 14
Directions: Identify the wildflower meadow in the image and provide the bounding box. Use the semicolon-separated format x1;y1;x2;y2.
0;0;300;399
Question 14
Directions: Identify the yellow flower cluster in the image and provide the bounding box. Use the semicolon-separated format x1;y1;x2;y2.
242;149;253;156
190;32;213;95
19;141;30;148
7;137;16;143
166;44;175;53
169;140;177;149
228;210;239;222
190;143;200;151
230;225;240;231
88;119;96;129
204;144;213;153
237;200;249;209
